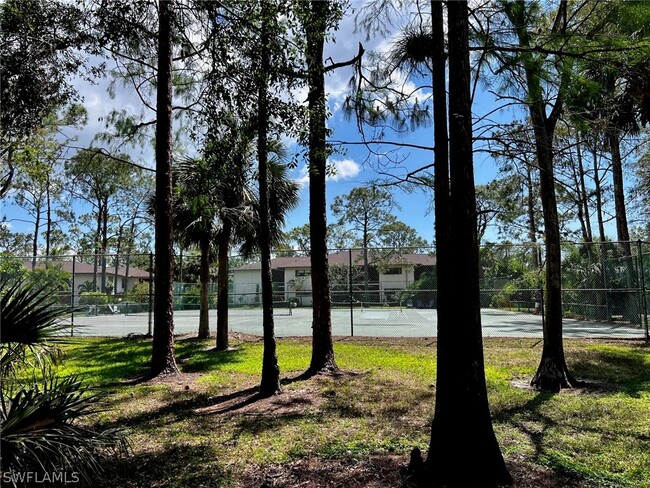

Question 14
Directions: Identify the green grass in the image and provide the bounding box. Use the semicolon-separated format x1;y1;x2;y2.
53;335;650;487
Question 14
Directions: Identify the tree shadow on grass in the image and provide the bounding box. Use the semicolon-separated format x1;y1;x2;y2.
95;443;232;488
493;387;649;486
61;336;230;386
178;346;245;373
567;345;650;397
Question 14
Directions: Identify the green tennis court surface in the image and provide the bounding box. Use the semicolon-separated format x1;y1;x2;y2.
64;306;646;339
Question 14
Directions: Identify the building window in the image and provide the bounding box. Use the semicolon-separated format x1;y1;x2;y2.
295;269;311;277
384;267;403;275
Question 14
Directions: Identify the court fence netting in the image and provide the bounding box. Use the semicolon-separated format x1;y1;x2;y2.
2;240;648;339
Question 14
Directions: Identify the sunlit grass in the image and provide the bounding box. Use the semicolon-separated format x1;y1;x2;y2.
54;335;650;487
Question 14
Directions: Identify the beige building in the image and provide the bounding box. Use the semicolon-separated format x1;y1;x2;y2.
231;250;436;306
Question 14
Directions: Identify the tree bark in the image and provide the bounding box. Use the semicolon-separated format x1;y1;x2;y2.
150;0;178;377
411;3;511;486
31;208;40;270
592;145;606;242
258;2;281;397
525;165;541;271
216;220;231;350
198;234;210;339
0;148;14;199
609;130;631;251
306;0;337;375
101;203;109;292
575;136;593;244
608;130;638;324
45;174;52;256
505;0;579;392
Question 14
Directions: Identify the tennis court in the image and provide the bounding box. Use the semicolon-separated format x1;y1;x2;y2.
66;306;647;340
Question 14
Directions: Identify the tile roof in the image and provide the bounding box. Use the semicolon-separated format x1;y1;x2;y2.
22;260;150;279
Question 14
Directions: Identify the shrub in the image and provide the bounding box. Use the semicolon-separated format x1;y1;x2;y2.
79;292;109;306
124;281;151;303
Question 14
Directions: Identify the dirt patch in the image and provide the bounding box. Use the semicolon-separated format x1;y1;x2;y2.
239;455;405;488
194;370;366;416
510;378;621;394
137;371;205;390
238;455;582;488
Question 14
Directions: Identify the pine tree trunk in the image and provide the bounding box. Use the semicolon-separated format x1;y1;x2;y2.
504;1;579;393
101;204;109;293
216;220;231;351
609;130;638;324
529;131;579;392
150;0;178;377
31;210;40;270
306;0;337;375
45;175;52;256
412;3;511;486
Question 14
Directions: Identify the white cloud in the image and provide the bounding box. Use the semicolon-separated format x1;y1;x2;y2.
330;158;361;181
295;157;362;188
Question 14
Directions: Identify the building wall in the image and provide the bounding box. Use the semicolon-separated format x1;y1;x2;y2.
72;272;147;304
378;266;414;302
231;269;262;305
285;268;313;306
232;264;426;307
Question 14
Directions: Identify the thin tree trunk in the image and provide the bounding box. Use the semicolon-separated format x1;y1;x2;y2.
592;145;606;242
505;1;579;392
216;220;231;350
45;174;52;256
609;130;638;324
198;234;210;339
593;144;611;320
93;211;101;291
421;3;512;486
306;0;337;375
32;209;40;270
258;2;281;397
101;203;109;293
574;135;602;319
363;219;369;293
525;164;541;270
150;0;178;377
609;130;631;251
575;136;593;244
114;229;122;295
530;133;579;391
124;219;136;295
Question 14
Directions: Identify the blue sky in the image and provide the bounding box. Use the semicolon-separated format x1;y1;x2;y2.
290;3;508;246
1;1;515;251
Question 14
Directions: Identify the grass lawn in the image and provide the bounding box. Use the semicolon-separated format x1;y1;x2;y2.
55;334;650;487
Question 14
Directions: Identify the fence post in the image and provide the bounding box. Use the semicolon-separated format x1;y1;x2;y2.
148;252;153;337
600;241;611;320
349;248;354;337
71;255;76;337
638;240;649;342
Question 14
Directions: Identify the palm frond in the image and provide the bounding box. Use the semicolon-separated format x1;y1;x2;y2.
1;374;129;483
0;278;72;376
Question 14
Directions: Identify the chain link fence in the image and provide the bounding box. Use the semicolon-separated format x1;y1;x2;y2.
1;240;648;339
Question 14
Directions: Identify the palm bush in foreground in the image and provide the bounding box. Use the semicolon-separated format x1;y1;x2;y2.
0;278;129;486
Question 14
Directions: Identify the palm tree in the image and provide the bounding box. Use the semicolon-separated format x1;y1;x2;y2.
173;157;222;340
173;124;299;350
